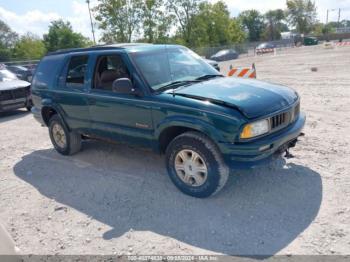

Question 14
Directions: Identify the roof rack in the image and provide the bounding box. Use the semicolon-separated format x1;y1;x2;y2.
47;43;153;56
92;43;152;48
46;46;121;56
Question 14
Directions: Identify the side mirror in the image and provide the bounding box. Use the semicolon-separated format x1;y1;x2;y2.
112;78;140;96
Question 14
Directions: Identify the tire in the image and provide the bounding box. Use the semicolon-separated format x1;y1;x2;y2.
165;131;229;198
48;114;82;155
26;99;33;112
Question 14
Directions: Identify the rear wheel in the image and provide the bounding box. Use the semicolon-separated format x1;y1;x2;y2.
165;131;229;198
48;115;81;155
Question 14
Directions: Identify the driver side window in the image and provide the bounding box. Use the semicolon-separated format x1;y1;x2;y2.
94;55;130;91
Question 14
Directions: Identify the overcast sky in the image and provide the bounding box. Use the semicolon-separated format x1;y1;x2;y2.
0;0;349;41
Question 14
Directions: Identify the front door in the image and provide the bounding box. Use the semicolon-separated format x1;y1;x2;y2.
88;53;153;148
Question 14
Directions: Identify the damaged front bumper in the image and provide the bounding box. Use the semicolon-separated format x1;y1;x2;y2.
0;97;31;112
219;112;306;169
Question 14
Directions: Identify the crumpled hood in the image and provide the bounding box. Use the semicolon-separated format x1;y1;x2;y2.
173;77;298;119
0;80;30;91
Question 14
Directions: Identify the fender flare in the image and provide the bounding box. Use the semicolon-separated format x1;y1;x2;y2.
155;116;226;145
41;99;70;130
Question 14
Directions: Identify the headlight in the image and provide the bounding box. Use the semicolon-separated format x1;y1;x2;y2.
240;119;269;139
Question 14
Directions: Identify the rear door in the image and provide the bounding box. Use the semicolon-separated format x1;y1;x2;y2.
54;55;91;133
87;52;154;148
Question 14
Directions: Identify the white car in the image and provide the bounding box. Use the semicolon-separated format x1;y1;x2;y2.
0;67;32;112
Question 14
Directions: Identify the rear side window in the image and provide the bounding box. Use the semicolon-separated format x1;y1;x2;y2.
32;55;65;89
66;56;89;86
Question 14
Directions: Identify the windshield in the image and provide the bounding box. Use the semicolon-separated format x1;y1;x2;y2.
10;66;28;71
0;69;18;82
131;46;220;91
215;50;229;56
258;43;274;49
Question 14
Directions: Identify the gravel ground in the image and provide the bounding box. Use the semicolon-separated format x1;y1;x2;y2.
0;45;350;256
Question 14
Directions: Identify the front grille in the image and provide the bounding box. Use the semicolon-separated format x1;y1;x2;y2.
269;102;300;132
0;90;12;100
270;112;289;130
12;88;27;98
0;87;27;101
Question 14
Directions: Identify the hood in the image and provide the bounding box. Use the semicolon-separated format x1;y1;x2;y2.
0;80;30;91
173;77;298;119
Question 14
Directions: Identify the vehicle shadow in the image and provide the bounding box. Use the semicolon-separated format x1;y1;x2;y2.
13;140;322;256
0;110;29;123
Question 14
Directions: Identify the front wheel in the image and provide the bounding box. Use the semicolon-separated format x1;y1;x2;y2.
48;115;82;155
165;132;229;198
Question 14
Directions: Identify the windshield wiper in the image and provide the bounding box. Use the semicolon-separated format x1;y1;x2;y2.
156;75;223;93
195;74;223;81
156;80;200;93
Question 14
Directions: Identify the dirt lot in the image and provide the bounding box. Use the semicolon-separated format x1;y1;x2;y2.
0;45;350;256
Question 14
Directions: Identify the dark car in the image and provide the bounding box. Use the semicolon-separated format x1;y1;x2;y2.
6;65;33;82
256;42;276;54
24;64;37;75
210;49;239;62
304;37;318;46
0;68;32;112
204;59;220;71
31;44;305;198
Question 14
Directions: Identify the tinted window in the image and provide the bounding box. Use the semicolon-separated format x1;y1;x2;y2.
32;55;64;89
216;50;229;56
66;56;89;86
258;43;275;49
8;66;28;72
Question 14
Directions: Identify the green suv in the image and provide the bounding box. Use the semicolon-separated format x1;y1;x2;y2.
31;44;305;198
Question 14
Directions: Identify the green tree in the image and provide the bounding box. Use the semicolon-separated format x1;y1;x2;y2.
166;0;200;45
141;0;174;43
239;10;264;41
13;34;46;60
94;0;143;43
0;43;12;62
154;15;174;43
340;20;350;28
323;22;337;34
0;20;18;48
228;18;246;44
311;22;339;36
190;1;245;47
43;20;91;52
286;0;317;34
0;19;18;61
143;0;160;42
263;9;287;40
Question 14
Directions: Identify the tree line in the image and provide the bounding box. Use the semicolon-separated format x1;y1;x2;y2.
0;20;92;62
94;0;315;45
0;0;349;62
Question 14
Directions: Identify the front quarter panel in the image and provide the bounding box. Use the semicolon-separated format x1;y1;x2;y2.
151;94;245;147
